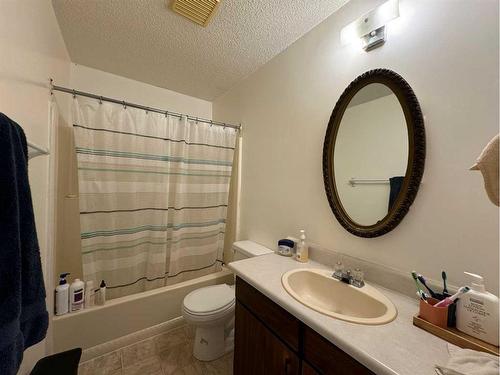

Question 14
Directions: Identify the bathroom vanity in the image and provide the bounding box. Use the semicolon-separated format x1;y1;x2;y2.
234;276;374;374
229;253;453;375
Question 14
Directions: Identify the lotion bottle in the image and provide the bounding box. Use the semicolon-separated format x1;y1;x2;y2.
456;272;499;346
70;278;85;312
55;273;70;316
296;230;309;263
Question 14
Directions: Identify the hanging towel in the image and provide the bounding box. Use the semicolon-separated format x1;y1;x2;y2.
470;134;499;206
0;113;48;375
388;176;404;210
435;344;499;375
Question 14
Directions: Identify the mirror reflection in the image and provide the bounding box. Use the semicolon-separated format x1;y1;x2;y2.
333;83;408;226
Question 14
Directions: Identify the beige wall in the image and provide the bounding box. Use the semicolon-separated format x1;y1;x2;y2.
56;64;213;281
213;0;500;294
0;0;71;372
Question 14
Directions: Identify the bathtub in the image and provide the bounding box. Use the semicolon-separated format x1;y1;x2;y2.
52;268;234;356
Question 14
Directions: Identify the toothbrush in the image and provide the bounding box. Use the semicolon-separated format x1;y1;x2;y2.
441;271;449;295
416;291;428;302
411;271;428;300
417;274;439;299
433;286;470;307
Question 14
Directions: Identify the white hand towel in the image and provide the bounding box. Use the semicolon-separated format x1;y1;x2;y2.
470;134;499;206
435;344;499;375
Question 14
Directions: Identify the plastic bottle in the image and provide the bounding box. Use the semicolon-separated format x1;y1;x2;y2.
70;278;85;312
456;272;499;346
55;272;70;316
296;230;309;263
96;280;107;306
85;280;95;308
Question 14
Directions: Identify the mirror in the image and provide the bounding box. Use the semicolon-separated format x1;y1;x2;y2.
323;69;425;237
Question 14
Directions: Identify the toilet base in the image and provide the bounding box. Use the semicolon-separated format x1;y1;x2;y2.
193;319;234;362
193;324;234;361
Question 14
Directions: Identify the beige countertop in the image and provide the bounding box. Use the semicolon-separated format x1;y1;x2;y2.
228;253;452;375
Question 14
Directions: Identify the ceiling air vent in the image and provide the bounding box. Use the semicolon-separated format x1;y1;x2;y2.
171;0;221;27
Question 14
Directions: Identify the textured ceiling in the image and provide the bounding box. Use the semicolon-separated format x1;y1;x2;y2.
52;0;350;100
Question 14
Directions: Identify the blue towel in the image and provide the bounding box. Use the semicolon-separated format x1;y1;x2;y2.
0;113;48;375
388;176;404;210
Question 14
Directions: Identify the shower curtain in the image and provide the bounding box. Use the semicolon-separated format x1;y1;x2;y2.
72;98;236;299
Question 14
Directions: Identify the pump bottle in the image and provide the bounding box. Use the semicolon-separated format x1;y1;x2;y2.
456;272;499;346
55;273;70;316
296;230;309;263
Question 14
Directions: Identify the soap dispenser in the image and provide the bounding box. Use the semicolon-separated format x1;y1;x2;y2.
55;273;70;316
296;230;309;263
456;272;499;346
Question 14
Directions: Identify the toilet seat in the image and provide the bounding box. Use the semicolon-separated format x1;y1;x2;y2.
183;284;235;318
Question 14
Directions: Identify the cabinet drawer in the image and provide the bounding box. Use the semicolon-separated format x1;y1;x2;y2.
303;327;375;375
236;277;300;351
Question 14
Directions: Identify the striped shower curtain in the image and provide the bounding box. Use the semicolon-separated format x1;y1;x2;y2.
72;98;236;299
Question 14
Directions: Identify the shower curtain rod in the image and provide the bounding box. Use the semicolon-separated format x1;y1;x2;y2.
49;79;241;131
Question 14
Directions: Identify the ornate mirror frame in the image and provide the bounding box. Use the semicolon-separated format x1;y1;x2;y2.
322;69;426;237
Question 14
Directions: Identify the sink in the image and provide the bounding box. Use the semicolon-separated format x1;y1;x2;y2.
282;268;397;325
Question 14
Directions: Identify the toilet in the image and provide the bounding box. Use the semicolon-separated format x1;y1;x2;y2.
182;240;273;361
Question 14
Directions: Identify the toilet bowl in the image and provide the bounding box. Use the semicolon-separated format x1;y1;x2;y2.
182;240;273;361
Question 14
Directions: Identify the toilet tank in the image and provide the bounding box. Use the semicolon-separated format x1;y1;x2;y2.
232;240;273;262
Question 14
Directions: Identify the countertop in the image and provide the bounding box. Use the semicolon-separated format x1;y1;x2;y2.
228;253;453;375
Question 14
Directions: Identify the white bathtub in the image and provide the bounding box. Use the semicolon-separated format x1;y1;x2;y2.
52;268;234;354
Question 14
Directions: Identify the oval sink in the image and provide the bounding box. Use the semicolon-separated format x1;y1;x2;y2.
282;268;397;325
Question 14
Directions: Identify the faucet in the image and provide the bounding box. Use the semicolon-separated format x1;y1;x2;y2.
332;262;364;288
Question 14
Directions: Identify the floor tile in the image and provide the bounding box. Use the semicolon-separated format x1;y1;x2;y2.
201;352;233;375
78;325;233;375
169;361;205;375
121;337;157;367
122;355;162;375
154;327;188;353
159;342;195;375
91;351;122;374
78;360;94;375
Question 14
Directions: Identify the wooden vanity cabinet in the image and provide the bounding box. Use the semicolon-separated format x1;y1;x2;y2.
234;303;300;375
234;277;375;375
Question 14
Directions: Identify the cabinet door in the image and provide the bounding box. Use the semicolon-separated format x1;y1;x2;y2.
302;362;320;375
234;302;300;375
236;277;300;351
303;327;375;375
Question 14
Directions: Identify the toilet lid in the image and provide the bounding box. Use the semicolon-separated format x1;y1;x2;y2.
184;284;235;314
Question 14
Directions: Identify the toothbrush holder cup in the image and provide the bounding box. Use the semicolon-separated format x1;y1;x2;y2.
418;298;449;328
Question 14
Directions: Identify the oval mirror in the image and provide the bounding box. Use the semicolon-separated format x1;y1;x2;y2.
323;69;425;237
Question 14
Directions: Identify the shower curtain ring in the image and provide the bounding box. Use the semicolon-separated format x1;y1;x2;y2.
72;89;76;99
210;120;213;127
196;117;198;124
98;96;103;104
165;111;169;117
122;100;127;109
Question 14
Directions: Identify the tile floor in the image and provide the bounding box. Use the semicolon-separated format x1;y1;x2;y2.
78;325;233;375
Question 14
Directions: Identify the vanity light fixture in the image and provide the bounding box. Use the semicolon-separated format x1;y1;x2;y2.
340;0;400;51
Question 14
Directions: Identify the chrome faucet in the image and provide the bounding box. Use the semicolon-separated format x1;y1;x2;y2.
332;262;364;288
